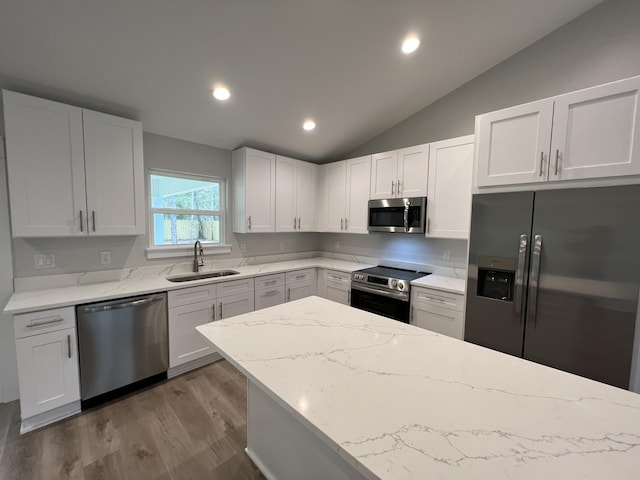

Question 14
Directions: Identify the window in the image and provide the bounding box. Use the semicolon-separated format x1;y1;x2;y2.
149;170;227;252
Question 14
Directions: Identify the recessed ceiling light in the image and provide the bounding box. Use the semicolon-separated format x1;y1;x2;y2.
402;35;420;54
303;119;316;131
212;86;231;101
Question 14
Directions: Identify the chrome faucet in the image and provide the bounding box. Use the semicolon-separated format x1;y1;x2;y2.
193;240;204;272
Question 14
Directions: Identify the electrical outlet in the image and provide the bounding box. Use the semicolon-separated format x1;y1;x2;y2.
100;251;111;265
34;254;55;269
280;241;285;250
443;249;451;260
334;241;340;249
240;243;246;253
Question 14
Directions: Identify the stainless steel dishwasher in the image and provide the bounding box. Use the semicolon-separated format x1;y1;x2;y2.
76;292;168;405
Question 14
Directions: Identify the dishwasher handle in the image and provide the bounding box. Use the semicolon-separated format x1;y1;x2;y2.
78;294;166;313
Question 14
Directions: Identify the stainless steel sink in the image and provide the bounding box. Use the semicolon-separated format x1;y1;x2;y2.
166;270;240;282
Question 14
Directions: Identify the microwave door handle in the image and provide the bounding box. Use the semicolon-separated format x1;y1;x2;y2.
514;234;528;327
403;200;410;232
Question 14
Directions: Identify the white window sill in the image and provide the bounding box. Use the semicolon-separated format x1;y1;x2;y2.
146;244;232;259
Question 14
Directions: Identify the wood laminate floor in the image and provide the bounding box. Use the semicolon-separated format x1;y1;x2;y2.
0;360;266;480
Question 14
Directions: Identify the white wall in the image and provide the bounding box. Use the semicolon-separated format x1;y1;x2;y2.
0;138;18;402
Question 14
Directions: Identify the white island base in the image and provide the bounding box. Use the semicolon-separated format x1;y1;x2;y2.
246;382;366;480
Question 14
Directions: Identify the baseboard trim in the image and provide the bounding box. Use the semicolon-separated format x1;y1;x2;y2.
20;400;81;434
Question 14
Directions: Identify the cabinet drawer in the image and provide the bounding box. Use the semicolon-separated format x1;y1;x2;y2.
169;284;217;308
14;306;76;339
412;287;463;312
323;269;351;285
286;269;315;285
255;273;285;290
255;286;286;310
216;277;255;298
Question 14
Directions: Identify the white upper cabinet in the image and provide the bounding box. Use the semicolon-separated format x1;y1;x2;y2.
475;99;553;187
82;110;145;235
426;135;474;239
324;156;371;234
275;155;316;232
475;75;640;188
3;90;144;237
549;76;640;181
233;148;276;233
370;144;428;199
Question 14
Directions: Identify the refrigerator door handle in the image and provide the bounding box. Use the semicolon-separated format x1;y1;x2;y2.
514;234;528;326
527;234;543;328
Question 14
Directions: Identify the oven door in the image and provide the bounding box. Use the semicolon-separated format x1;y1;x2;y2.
350;284;410;323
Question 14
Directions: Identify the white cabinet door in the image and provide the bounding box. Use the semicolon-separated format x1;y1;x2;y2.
15;328;80;418
345;156;371;234
427;135;474;239
370;150;398;199
218;292;254;320
319;270;351;305
233;148;276;233
397;144;429;198
296;161;317;231
325;285;350;305
83;110;145;235
325;161;347;232
475;99;553;187
3;90;87;237
168;300;215;368
255;287;286;310
287;282;314;302
550;76;640;181
411;305;463;340
275;155;296;232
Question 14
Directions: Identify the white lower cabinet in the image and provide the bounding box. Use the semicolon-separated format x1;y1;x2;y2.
255;273;286;310
285;269;316;302
14;306;80;433
410;287;464;340
168;278;254;375
317;269;351;305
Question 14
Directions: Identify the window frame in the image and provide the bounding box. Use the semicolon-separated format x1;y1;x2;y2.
146;168;232;259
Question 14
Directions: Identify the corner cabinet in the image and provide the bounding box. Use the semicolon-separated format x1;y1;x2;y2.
317;269;351;305
323;156;371;234
275;156;317;232
476;75;640;188
233;148;276;233
370;144;429;199
426;135;474;239
2;90;145;237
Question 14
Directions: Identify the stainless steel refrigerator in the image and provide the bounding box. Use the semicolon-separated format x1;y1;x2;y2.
464;185;640;389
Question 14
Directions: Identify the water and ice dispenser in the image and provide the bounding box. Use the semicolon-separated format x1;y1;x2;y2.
476;256;515;302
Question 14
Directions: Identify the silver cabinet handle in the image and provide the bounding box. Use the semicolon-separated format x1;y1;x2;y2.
219;302;223;319
297;217;301;229
539;152;544;177
514;234;528;327
293;217;297;230
263;290;279;296
344;218;348;230
92;211;96;232
212;303;216;321
248;216;252;230
391;180;395;196
555;149;560;176
340;218;344;230
347;291;351;304
397;180;401;195
79;210;84;232
287;288;291;302
26;317;64;328
426;218;431;234
67;334;72;359
264;280;278;286
527;235;543;329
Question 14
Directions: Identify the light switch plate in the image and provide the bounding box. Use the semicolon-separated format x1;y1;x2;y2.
100;251;111;265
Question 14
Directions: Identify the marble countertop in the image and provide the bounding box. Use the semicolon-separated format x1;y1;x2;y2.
3;258;374;315
197;296;640;480
411;274;466;294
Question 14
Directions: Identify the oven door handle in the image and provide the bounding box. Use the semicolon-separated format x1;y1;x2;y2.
351;284;409;302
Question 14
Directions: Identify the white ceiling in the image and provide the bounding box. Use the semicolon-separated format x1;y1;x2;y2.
0;0;602;162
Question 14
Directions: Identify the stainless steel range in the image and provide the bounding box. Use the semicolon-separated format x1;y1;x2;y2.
351;266;430;323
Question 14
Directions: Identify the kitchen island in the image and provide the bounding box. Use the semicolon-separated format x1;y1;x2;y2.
197;296;640;480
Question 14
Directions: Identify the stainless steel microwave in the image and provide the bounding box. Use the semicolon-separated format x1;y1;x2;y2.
367;197;427;233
